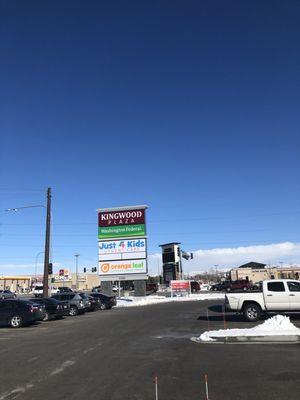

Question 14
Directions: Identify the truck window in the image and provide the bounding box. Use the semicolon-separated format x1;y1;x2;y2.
267;282;285;292
287;282;300;292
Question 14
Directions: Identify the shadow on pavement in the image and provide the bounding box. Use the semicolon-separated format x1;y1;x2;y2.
197;313;244;322
208;304;223;313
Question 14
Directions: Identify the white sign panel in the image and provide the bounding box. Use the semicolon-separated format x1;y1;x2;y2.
98;238;146;261
99;259;147;277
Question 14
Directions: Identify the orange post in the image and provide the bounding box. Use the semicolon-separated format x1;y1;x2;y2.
153;375;158;400
204;374;209;400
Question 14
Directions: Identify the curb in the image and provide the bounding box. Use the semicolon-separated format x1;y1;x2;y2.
191;335;300;344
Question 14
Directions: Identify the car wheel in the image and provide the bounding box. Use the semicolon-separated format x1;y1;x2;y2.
99;303;106;310
43;312;50;321
69;306;78;316
243;303;261;322
10;315;22;328
1;296;5;300
243;286;247;291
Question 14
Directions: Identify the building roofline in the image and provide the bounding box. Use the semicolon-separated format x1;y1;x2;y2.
159;242;181;247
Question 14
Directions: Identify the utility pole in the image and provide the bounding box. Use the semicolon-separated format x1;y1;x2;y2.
75;254;80;290
43;188;51;298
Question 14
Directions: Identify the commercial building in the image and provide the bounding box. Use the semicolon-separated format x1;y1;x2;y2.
230;262;300;283
0;273;100;292
50;273;100;291
0;276;32;292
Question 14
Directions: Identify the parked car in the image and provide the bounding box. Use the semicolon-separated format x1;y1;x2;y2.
0;290;17;300
89;293;117;310
228;279;251;292
190;281;201;293
0;299;45;328
200;283;211;291
77;293;93;311
33;286;59;297
87;295;99;311
146;283;158;293
87;295;102;309
225;279;300;322
92;286;101;293
29;297;70;321
57;287;73;293
210;281;231;291
52;293;86;316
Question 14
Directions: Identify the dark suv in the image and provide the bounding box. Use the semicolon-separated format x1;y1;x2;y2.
52;293;85;316
190;281;201;292
89;293;116;310
210;281;231;291
0;300;45;328
146;283;158;293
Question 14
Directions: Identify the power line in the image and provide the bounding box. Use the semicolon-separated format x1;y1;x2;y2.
1;210;300;226
0;227;295;236
1;238;299;248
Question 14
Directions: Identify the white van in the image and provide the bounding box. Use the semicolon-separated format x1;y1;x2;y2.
33;286;59;297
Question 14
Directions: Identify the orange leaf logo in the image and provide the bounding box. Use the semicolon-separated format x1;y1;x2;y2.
101;263;110;273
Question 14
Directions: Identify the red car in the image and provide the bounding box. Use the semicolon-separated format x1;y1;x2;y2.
228;280;251;291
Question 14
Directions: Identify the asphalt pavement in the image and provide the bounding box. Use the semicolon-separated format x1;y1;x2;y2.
0;299;300;400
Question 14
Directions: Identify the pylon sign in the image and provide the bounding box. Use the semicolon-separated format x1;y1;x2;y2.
97;205;148;281
98;208;146;239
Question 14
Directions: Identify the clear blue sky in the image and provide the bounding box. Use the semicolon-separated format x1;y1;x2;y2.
1;1;300;274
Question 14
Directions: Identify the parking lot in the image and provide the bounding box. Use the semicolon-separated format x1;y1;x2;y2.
0;298;300;400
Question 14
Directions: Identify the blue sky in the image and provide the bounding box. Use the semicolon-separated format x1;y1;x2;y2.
1;1;300;275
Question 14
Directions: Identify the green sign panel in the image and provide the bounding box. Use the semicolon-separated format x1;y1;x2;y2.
98;224;146;239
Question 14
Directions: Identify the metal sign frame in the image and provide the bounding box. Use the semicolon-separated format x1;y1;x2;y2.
97;205;148;282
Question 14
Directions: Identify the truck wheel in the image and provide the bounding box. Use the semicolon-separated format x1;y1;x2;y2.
243;303;261;322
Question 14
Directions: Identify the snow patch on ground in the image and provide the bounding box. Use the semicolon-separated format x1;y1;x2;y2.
195;315;300;342
117;293;224;308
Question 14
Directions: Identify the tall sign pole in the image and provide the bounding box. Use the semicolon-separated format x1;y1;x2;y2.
43;188;51;298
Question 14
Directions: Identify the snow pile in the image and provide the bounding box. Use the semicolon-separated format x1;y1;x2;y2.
117;293;224;308
196;315;300;342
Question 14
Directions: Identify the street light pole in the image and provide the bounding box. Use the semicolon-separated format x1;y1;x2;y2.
42;188;51;297
74;254;80;291
5;191;51;297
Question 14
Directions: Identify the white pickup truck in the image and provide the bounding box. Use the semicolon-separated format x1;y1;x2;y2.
225;279;300;322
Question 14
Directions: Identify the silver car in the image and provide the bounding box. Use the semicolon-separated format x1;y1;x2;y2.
0;290;17;300
52;293;86;316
